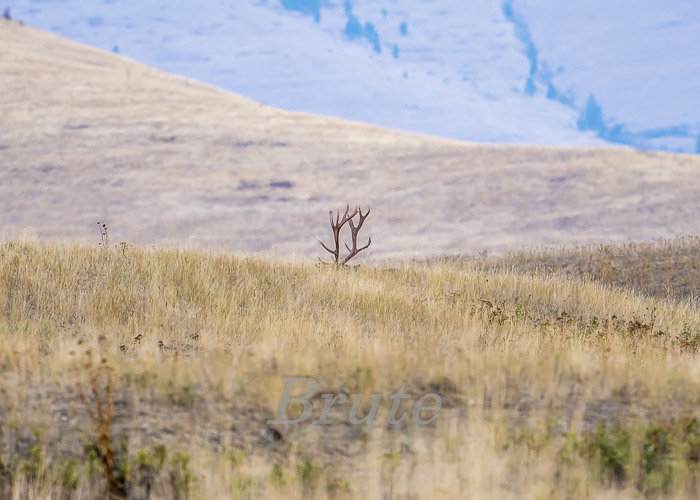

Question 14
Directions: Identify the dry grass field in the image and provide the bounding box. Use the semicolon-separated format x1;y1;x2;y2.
0;238;698;498
1;17;700;500
452;235;700;305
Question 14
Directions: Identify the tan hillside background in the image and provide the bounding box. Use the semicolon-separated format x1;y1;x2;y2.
1;20;699;260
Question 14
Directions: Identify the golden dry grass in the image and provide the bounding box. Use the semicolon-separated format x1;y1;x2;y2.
1;19;700;260
453;235;700;305
0;239;698;498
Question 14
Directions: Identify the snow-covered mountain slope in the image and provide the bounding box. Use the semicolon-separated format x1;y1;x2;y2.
4;1;699;152
511;0;700;153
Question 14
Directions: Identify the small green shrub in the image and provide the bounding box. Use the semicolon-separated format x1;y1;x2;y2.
296;460;322;496
61;459;80;491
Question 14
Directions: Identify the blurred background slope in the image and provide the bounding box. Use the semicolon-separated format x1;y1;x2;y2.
5;0;700;152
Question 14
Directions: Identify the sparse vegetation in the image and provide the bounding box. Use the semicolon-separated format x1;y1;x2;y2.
75;345;122;497
468;235;700;304
0;238;698;498
97;221;110;250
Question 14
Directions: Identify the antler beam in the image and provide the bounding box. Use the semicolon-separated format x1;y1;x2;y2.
341;207;371;265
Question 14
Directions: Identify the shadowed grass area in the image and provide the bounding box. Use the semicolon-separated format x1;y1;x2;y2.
448;236;699;305
0;240;698;498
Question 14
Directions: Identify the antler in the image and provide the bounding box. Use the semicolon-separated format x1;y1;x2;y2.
318;204;371;265
317;204;358;264
341;207;371;265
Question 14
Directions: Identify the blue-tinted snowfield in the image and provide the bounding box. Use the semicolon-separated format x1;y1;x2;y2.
7;0;699;153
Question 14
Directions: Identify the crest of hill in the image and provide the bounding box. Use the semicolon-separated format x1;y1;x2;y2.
1;20;699;260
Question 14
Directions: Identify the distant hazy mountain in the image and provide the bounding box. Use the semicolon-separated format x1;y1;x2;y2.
7;0;699;152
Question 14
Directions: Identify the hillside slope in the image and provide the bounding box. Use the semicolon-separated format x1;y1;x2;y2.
6;0;700;152
1;20;699;259
1;0;604;146
514;0;700;152
0;241;698;497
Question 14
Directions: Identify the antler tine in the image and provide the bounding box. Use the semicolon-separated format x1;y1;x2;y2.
317;237;336;256
330;204;359;229
340;206;371;265
354;207;370;229
344;236;370;254
339;204;358;227
320;208;341;264
357;236;371;252
346;206;369;234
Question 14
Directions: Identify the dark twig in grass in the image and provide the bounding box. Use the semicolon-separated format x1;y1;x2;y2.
97;221;109;250
76;350;124;498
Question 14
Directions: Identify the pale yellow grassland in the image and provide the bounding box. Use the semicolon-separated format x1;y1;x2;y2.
468;235;700;305
0;240;698;498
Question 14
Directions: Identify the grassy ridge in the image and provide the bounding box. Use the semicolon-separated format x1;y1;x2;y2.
471;235;700;304
0;240;698;498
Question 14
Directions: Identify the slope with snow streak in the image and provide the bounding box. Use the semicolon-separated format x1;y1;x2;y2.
512;0;700;153
6;0;602;147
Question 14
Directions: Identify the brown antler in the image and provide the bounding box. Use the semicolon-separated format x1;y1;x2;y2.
341;207;371;265
318;204;358;264
318;204;371;265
